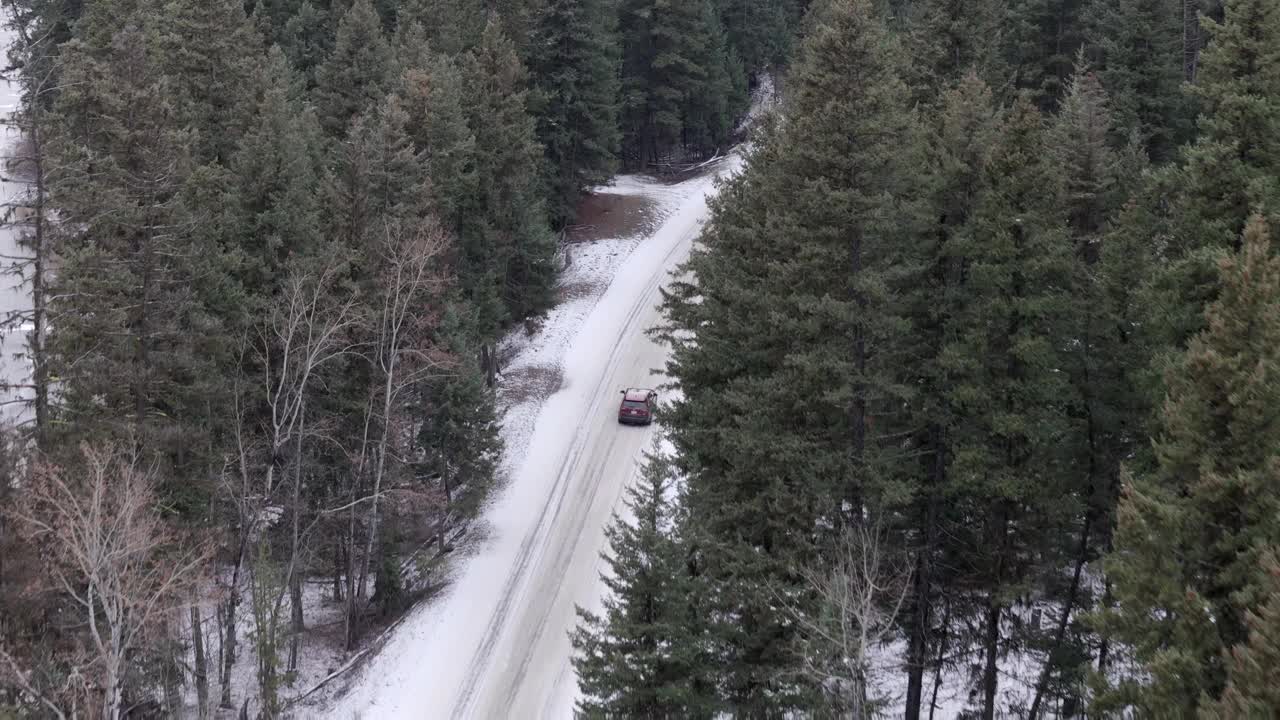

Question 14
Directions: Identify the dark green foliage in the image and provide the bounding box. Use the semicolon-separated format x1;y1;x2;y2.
156;0;260;164
1130;0;1280;361
326;94;427;248
47;18;237;501
901;72;1002;718
1084;0;1189;160
619;0;748;167
413;309;502;539
229;46;326;303
1047;60;1149;560
658;0;920;711
716;0;798;71
942;98;1078;715
1201;554;1280;720
571;445;717;718
314;0;394;136
457;18;556;329
397;49;477;229
905;0;1006;103
279;1;335;83
1005;0;1089;108
1093;216;1280;716
528;0;621;226
398;0;486;55
1178;0;1280;247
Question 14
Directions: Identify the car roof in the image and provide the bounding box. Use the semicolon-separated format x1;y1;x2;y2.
623;388;654;401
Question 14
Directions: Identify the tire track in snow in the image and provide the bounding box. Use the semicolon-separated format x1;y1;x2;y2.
448;186;710;719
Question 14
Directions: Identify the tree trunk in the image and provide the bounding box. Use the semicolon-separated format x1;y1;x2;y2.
1183;0;1201;82
288;572;303;673
345;493;361;650
1028;518;1091;719
333;539;344;602
481;343;498;388
162;619;183;717
981;506;1010;720
981;597;1002;720
191;606;209;719
28;123;48;445
219;594;236;709
928;599;952;720
906;425;944;720
439;472;452;552
1097;578;1114;673
288;395;307;673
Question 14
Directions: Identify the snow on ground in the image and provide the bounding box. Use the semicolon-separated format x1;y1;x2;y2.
873;594;1097;719
491;177;692;474
177;170;709;718
307;159;742;719
0;20;34;427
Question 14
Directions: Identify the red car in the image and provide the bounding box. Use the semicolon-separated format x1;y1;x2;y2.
618;388;658;426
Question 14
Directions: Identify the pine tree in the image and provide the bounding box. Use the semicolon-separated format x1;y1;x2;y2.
458;16;556;329
619;0;746;167
1083;0;1189;161
279;0;334;83
413;307;502;552
1021;60;1141;717
48;19;236;505
314;0;395;136
683;0;746;156
571;445;717;718
902;71;1002;720
1201;553;1280;720
229;45;326;303
1178;0;1280;247
399;0;486;55
1137;0;1280;363
327;94;427;250
1005;0;1088;107
1093;216;1280;716
716;0;796;71
397;49;477;232
905;0;1006;103
646;0;709;161
943;97;1076;719
156;0;260;165
659;0;921;711
527;0;621;226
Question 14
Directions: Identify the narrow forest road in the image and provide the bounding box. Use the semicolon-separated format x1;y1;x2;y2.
448;167;722;719
324;153;744;720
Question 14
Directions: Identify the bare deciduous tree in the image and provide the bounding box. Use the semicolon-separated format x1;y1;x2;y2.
788;519;912;720
220;252;359;713
345;217;448;648
4;443;208;720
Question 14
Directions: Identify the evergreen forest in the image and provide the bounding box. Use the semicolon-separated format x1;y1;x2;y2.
0;0;1277;717
0;0;794;715
573;0;1280;717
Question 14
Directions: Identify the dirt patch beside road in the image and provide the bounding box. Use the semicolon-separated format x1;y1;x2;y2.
568;192;658;243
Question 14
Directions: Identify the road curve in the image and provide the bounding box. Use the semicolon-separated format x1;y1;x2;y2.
449;161;735;719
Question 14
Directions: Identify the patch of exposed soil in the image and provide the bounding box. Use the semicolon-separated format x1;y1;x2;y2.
568;192;659;243
499;364;565;410
556;280;601;303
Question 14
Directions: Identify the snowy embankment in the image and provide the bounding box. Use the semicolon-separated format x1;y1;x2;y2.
0;21;33;426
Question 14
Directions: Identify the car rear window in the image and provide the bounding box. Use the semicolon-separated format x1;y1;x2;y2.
622;400;648;410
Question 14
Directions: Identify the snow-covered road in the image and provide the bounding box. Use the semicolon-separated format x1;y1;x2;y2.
322;155;742;720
